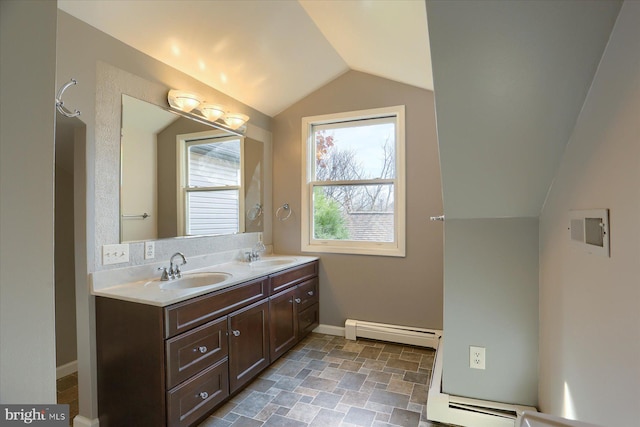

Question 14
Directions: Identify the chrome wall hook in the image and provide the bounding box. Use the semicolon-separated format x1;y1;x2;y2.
55;78;81;118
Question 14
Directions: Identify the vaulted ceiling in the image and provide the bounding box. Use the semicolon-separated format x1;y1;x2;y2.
57;0;432;117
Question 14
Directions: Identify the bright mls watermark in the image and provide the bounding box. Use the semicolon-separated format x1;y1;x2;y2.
0;405;68;426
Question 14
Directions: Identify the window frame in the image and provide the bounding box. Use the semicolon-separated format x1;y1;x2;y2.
301;105;406;257
176;130;245;236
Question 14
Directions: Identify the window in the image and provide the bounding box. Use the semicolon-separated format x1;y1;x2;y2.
301;106;405;256
177;132;244;236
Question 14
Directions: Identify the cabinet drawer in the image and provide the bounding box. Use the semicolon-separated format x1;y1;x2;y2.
298;302;319;338
167;358;229;427
165;277;268;338
269;261;318;295
166;317;228;389
295;278;318;312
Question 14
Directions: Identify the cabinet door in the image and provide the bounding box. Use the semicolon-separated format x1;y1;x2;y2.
269;288;297;362
228;299;269;393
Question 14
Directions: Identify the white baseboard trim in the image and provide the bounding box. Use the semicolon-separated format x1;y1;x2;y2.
313;324;345;336
56;360;78;379
73;415;99;427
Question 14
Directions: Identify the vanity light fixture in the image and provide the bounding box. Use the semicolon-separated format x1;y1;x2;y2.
223;112;250;130
167;89;250;131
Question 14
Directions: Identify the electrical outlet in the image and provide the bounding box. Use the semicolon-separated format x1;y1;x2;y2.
102;244;130;265
144;241;155;260
470;346;486;370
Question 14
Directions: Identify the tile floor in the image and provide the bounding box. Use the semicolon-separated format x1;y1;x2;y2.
199;333;451;427
56;371;79;426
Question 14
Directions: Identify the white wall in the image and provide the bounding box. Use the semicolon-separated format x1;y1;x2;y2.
539;3;640;426
443;218;539;406
0;0;57;403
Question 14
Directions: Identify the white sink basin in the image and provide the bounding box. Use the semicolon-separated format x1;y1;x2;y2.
250;257;297;268
158;272;232;290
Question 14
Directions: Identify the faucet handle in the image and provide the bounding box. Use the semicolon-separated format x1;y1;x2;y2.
158;267;171;281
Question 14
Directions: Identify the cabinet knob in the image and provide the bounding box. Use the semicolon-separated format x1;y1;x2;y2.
294;298;302;304
199;391;209;400
197;346;207;354
307;291;314;296
232;330;241;337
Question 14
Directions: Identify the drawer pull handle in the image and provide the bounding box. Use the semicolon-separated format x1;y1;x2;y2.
196;346;207;354
232;330;241;337
294;298;302;304
307;291;314;296
199;391;209;400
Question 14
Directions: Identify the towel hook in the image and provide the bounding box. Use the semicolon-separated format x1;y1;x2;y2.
55;78;81;118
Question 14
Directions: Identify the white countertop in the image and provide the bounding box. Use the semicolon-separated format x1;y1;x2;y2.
91;255;318;307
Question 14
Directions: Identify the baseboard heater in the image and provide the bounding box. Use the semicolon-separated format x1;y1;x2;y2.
344;319;442;349
427;338;537;427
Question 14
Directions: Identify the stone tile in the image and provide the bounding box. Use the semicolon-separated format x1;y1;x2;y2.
389;408;420;427
372;422;394;427
263;414;306;427
319;367;347;381
287;402;321;423
369;389;410;409
273;377;303;391
295;386;320;397
300;375;339;392
340;390;370;407
310;391;342;409
410;384;428;404
334;403;351;413
255;403;281;422
272;390;302;408
382;344;404;354
229;416;262;427
386;379;414;395
327;349;359;360
337;372;367;391
403;372;429;384
358;346;383;360
278;360;308;377
276;407;290;416
303;350;327;361
231;392;273;418
375;412;391;422
407;403;424;414
399;352;423;363
248;378;277;392
385;358;419;372
363;360;387;371
343;407;376;427
230;388;254;404
296;368;312;380
367;371;392;384
305;338;332;350
339;360;364;372
224;412;240;422
359;380;376;394
309;408;345;427
214;402;238;418
364;400;395;414
305;359;329;371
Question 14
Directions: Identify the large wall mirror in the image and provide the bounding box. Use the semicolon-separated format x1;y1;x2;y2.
120;95;263;243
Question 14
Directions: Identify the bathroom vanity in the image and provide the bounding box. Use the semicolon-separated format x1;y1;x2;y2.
94;257;319;427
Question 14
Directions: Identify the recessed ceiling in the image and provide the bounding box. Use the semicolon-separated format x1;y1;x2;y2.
57;0;432;117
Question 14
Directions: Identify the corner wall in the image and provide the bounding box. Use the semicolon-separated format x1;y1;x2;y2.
0;0;58;403
539;3;640;426
273;70;444;330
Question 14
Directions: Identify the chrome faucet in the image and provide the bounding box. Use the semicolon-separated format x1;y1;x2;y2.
245;241;266;263
159;252;187;280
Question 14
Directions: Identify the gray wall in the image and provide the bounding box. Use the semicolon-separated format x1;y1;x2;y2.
0;0;58;403
539;3;640;426
443;218;539;406
273;70;444;330
55;11;273;421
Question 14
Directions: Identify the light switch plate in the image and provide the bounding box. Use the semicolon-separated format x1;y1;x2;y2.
103;244;130;265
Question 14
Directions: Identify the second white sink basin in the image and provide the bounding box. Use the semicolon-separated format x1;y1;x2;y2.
158;272;232;290
250;257;297;268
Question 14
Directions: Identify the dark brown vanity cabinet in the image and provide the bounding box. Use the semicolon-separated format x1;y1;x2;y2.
96;260;318;427
269;263;320;362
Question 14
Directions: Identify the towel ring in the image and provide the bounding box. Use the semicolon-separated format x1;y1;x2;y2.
55;78;81;118
275;203;292;221
247;204;263;221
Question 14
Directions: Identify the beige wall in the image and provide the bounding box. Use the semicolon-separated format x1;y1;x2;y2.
273;70;443;329
0;0;58;403
539;3;640;426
